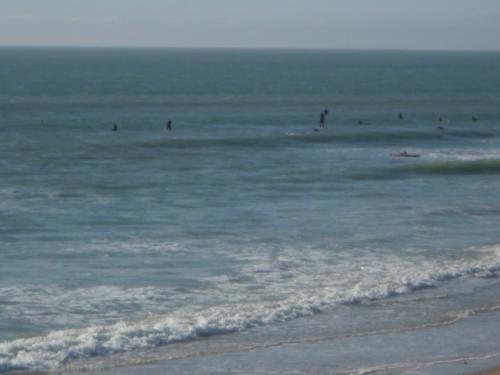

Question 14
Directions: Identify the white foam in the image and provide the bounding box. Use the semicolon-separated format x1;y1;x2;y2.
424;149;500;162
2;244;500;372
0;285;178;326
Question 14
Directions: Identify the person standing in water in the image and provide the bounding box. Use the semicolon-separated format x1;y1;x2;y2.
166;119;172;130
398;112;404;120
112;123;118;132
323;109;330;128
319;112;325;128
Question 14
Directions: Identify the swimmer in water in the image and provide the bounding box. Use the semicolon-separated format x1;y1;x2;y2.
112;123;118;131
472;116;478;122
398;112;404;120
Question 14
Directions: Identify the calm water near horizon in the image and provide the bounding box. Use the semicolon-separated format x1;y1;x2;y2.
1;48;500;374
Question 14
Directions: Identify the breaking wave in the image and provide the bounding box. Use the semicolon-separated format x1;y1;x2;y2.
1;244;500;373
352;159;500;180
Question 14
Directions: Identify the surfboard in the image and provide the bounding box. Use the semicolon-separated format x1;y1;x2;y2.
390;152;420;158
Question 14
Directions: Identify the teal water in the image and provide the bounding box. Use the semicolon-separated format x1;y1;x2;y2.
1;48;500;373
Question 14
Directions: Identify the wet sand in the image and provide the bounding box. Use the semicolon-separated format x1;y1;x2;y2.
470;367;500;375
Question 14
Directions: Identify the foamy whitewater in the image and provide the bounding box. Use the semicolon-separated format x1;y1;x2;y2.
1;48;500;374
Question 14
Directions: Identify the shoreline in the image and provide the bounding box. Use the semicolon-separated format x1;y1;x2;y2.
5;299;500;374
470;368;500;375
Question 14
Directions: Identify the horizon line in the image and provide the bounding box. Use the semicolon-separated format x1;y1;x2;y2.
1;45;500;53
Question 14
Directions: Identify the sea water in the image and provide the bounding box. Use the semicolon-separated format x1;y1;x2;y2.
1;48;500;374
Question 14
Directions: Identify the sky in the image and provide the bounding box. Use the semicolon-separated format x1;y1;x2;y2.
1;0;500;50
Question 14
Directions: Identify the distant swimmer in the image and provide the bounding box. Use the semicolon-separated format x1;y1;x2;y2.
166;119;172;130
398;112;404;120
112;123;118;132
319;112;326;129
472;116;478;122
357;120;371;125
437;116;444;122
436;125;445;131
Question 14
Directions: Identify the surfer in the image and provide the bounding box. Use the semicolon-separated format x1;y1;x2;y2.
112;123;118;132
320;112;325;129
166;119;172;130
391;151;420;157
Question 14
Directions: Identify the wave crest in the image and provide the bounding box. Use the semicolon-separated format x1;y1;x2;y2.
352;159;500;180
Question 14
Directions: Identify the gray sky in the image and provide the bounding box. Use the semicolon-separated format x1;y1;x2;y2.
1;0;499;50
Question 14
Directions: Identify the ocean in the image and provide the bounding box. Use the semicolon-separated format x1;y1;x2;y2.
1;48;500;374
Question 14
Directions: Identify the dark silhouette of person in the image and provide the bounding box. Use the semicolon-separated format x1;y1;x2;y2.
112;123;118;132
398;112;404;120
320;112;325;128
166;119;172;130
